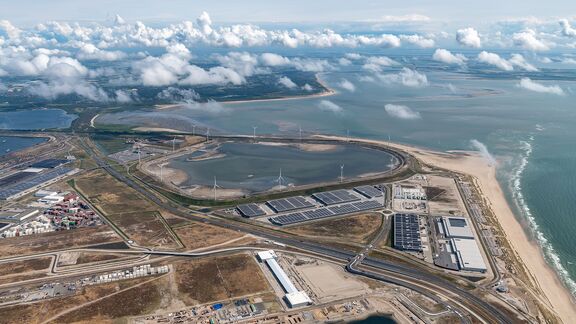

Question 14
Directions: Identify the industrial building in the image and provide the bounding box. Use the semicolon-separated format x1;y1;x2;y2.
393;184;427;200
450;238;487;272
257;250;312;308
393;214;422;252
441;216;474;239
0;167;78;200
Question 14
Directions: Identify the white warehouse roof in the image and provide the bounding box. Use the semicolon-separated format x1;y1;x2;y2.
266;257;298;294
285;291;312;308
257;250;277;261
451;238;487;272
442;216;474;239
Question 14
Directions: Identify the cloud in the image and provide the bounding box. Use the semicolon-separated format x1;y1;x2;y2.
477;51;513;71
182;100;227;114
377;68;428;87
362;56;399;72
317;100;343;114
512;30;549;51
560;19;576;37
260;52;291;66
77;43;126;61
278;76;297;89
157;87;200;102
508;54;538;71
384;104;421;120
0;20;21;39
456;27;481;48
337;79;356;92
470;140;496;166
114;89;138;103
477;52;538;71
432;49;467;65
302;84;314;91
518;78;565;95
399;34;435;48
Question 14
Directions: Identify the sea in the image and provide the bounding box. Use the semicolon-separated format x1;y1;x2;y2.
0;135;48;157
7;49;576;298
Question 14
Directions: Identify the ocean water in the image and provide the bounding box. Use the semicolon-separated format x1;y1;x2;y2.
0;136;47;157
97;59;576;297
0;109;77;130
169;142;398;192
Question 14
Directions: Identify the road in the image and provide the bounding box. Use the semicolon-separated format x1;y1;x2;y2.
78;137;513;324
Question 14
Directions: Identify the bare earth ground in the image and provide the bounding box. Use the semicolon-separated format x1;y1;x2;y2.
424;174;468;216
0;257;52;276
296;262;369;303
74;170;179;249
173;254;270;305
0;277;160;324
0;226;121;258
173;222;244;250
287;213;382;244
318;135;576;323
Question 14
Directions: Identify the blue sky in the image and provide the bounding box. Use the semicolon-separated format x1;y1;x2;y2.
1;0;574;24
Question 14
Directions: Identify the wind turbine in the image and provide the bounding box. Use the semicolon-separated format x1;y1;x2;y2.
252;126;257;143
213;176;221;201
192;124;196;136
299;126;303;144
346;129;350;142
277;168;286;187
206;128;210;141
339;164;345;183
172;136;176;152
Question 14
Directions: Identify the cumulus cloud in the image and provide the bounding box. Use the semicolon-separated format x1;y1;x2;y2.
302;84;314;92
77;43;126;61
377;68;428;87
362;56;399;72
432;49;467;65
456;27;481;48
182;100;227;114
0;20;21;39
470;140;496;166
477;51;538;71
384;104;421;120
560;19;576;37
477;51;513;71
399;34;435;48
337;79;356;92
518;78;565;95
114;89;138;103
317;100;343;114
512;30;549;51
260;52;291;66
278;76;297;89
508;54;538;71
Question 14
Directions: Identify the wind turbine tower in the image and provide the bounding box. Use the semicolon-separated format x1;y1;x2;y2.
213;176;221;201
277;168;286;187
252;126;257;143
339;164;345;183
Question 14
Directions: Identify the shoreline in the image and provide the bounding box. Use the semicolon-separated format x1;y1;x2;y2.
155;73;336;110
316;134;576;323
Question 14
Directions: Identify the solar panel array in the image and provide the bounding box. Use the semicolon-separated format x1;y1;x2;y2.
270;200;383;225
0;168;73;200
312;189;361;206
393;213;422;252
237;203;266;218
266;196;315;213
354;185;384;199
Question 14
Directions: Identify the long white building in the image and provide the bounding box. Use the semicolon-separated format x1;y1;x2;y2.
257;250;312;308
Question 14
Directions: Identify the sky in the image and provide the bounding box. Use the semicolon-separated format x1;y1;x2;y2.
0;0;575;25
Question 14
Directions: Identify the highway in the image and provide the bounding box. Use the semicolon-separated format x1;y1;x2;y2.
78;137;513;324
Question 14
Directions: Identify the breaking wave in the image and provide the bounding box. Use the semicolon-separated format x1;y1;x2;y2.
510;136;576;298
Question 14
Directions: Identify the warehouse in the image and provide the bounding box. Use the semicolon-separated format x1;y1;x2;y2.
450;238;487;272
257;250;312;308
442;216;474;239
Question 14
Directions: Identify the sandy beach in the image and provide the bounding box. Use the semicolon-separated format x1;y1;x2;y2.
316;134;576;323
154;73;335;110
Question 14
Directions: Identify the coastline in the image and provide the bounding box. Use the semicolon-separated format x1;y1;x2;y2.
317;134;576;323
155;73;336;110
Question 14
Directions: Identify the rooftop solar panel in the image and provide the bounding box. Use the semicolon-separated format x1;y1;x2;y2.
312;189;361;206
237;203;266;218
354;185;384;199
